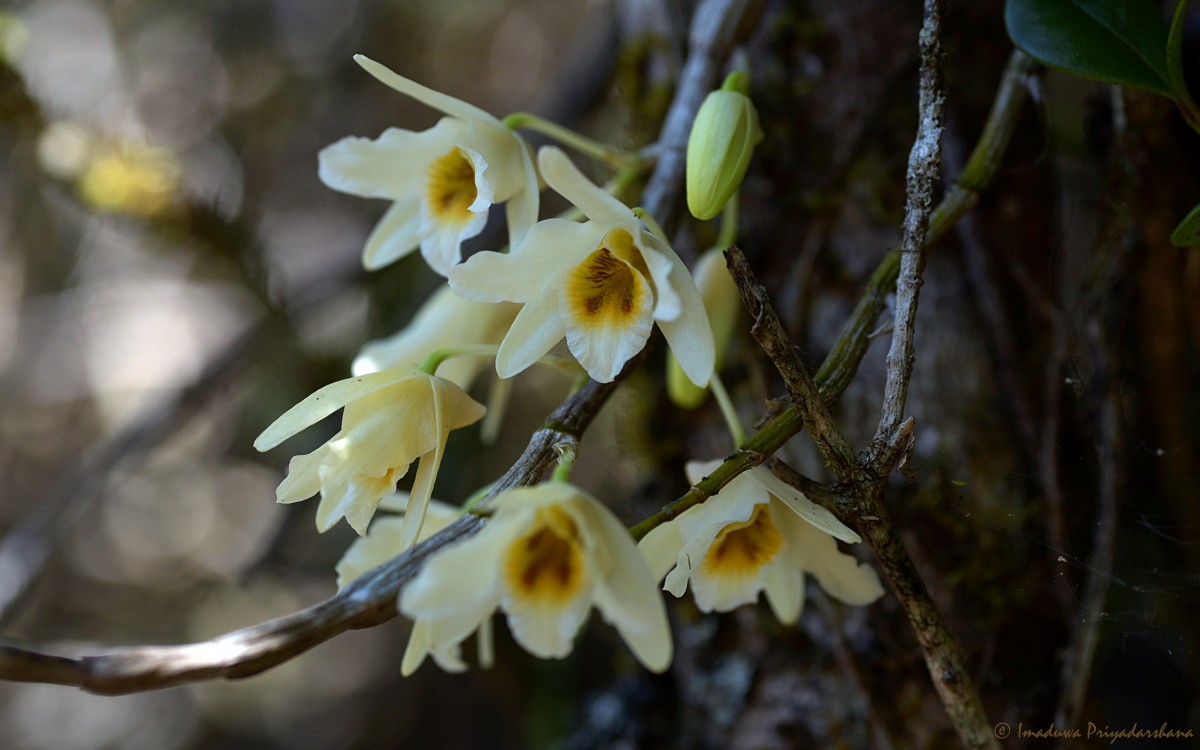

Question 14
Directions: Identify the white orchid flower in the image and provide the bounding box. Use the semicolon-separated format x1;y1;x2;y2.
639;460;885;623
336;494;486;673
319;55;539;276
353;285;520;388
449;146;714;385
398;483;672;675
254;367;486;546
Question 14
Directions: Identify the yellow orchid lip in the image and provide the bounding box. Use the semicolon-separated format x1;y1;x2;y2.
504;507;587;605
699;504;784;579
564;247;645;329
426;147;480;224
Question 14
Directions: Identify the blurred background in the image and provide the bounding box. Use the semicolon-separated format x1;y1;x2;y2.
0;0;644;747
2;0;1199;748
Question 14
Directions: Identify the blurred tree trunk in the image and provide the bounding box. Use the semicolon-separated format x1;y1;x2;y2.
585;1;1200;748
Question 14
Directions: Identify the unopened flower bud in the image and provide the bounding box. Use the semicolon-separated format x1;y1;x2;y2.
686;72;760;221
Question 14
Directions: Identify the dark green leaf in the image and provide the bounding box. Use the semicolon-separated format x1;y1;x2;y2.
1005;0;1173;97
1170;202;1200;247
1168;1;1200;132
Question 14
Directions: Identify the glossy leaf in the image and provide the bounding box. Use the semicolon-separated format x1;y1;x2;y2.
1166;0;1200;136
1005;0;1173;97
1170;202;1200;247
1168;1;1192;98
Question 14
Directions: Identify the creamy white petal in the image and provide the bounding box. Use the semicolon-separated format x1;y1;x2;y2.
450;219;601;304
750;467;860;543
354;55;499;125
461;119;524;202
400;513;519;622
352;287;518;387
362;198;422;270
417;202;489;277
401;621;468;676
778;510;886;606
495;291;566;379
502;571;594;659
538;146;634;228
254;368;420;451
397;380;454;549
275;447;327;504
639;232;682;321
655;246;716;388
477;617;495;668
336;516;407;589
318;121;457;200
689;557;769;612
762;561;804;624
570;495;673;673
314;472;386;534
637;521;685;583
463;146;494;213
504;145;541;248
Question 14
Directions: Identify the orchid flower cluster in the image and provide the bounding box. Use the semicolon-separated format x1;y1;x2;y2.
254;56;885;675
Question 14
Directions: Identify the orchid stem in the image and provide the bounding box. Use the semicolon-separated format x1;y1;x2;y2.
421;345;580;380
709;372;745;447
716;190;739;248
503;112;637;170
419;344;501;376
551;443;576;483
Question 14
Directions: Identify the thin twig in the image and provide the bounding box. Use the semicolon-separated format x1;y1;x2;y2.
725;246;860;478
728;210;997;750
875;0;946;443
814;51;1038;404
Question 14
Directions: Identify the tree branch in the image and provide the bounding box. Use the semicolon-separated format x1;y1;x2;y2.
875;0;945;444
724;245;860;479
0;376;618;694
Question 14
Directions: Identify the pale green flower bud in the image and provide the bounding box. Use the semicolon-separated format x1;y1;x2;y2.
666;246;743;408
686;72;760;221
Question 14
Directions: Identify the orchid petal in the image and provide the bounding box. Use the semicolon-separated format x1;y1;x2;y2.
655;246;715;388
354;55;499;125
254;368;420;451
318;122;457;200
362;199;422;270
495;291;566;379
538;146;633;227
762;561;804;625
571;495;673;673
778;511;885;606
750;467;860;543
450;219;600;303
